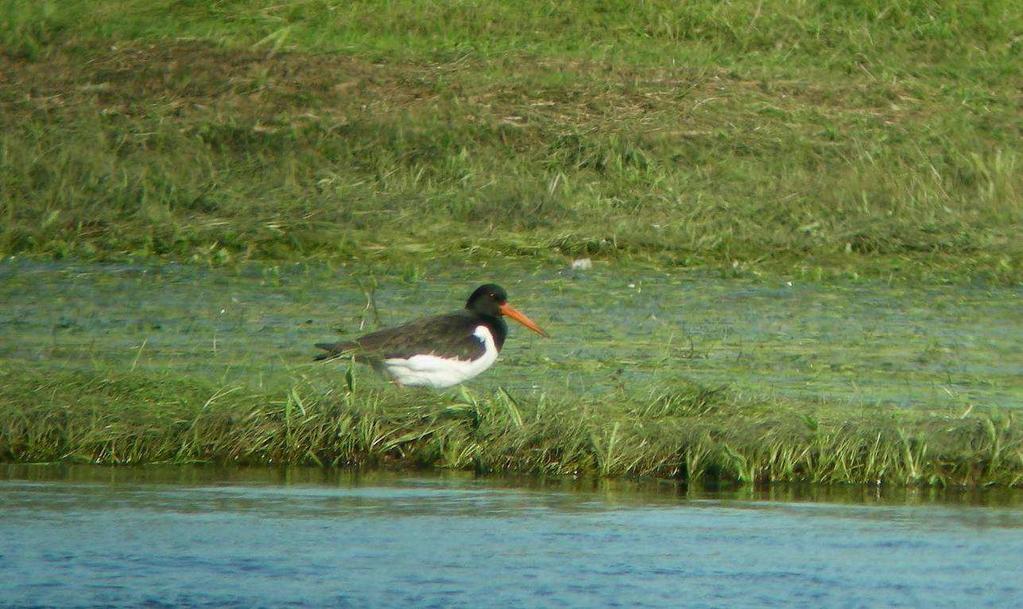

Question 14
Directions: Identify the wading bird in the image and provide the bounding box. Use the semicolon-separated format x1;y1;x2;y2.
314;284;548;389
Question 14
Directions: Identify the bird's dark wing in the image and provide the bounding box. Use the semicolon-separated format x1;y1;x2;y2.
314;311;489;362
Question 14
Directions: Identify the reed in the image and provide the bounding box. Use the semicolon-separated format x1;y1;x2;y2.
3;368;1020;487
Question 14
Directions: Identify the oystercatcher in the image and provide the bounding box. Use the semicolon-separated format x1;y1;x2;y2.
314;284;548;389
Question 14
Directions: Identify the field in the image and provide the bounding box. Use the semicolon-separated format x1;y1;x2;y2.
3;0;1021;280
1;1;1021;485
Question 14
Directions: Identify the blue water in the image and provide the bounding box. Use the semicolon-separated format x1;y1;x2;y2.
2;466;1022;609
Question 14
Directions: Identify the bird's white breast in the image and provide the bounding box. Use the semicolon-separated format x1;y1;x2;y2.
382;325;499;389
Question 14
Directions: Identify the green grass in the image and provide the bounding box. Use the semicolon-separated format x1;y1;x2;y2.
1;0;1021;281
2;366;1021;487
4;255;1020;486
2;1;1022;486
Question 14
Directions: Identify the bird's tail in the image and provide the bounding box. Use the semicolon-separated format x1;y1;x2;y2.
313;341;357;361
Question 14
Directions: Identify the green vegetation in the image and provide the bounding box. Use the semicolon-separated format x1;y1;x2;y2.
5;260;1020;412
2;258;1021;486
2;2;1021;486
3;366;1021;487
2;0;1021;281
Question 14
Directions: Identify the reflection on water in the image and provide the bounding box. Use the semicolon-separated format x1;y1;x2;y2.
2;465;1022;609
5;464;1023;511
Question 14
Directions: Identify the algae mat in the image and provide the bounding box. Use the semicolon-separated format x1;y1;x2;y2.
1;259;1019;410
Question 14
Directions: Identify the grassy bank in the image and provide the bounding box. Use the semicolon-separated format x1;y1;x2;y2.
2;367;1020;487
1;0;1021;281
3;252;1022;486
2;2;1021;487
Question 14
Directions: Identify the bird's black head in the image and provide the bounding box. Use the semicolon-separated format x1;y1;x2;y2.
465;283;549;337
465;284;508;317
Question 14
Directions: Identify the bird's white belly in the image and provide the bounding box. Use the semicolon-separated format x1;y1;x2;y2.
382;325;499;389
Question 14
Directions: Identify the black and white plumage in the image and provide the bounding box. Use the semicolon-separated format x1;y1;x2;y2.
314;284;548;389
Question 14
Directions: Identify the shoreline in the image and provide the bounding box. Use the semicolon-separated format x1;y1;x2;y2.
4;368;1020;488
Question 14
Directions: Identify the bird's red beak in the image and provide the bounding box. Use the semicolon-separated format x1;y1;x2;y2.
499;303;549;337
